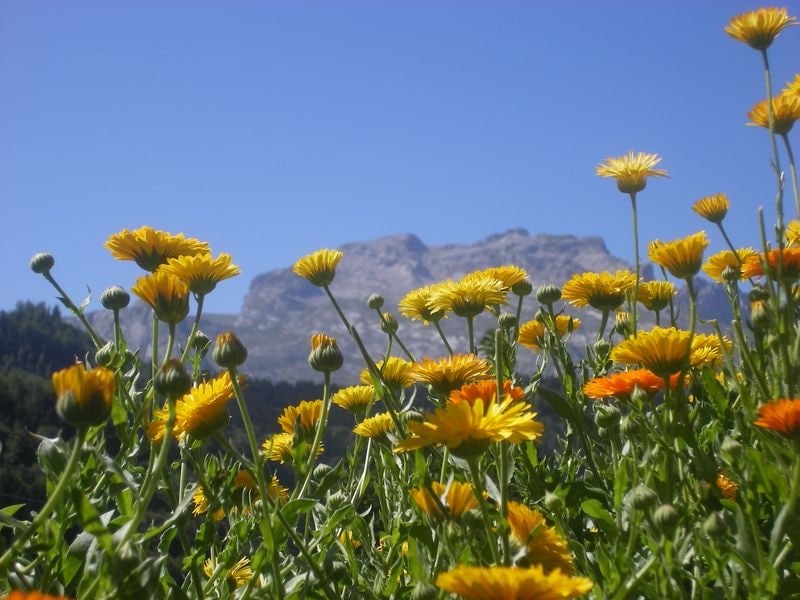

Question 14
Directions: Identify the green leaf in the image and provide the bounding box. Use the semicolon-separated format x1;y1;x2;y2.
581;499;613;525
281;498;318;525
76;494;114;554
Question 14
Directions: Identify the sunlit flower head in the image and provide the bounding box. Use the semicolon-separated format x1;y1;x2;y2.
52;363;116;428
278;400;323;436
410;354;492;397
332;385;377;414
192;485;225;522
690;333;732;368
648;231;709;279
583;369;678;401
475;265;530;291
506;501;574;574
353;412;395;439
725;7;797;51
786;220;800;247
161;252;239;295
747;92;800;135
636;280;677;312
398;285;447;324
203;557;253;588
702;248;758;282
429;274;507;318
292;248;344;287
610;327;693;378
716;472;738;501
2;592;72;600
435;564;593;600
449;379;526;405
561;270;637;312
131;270;190;324
410;480;480;519
742;248;800;280
104;226;210;271
360;356;415;390
262;432;323;464
692;193;730;224
754;398;800;439
596;151;668;194
518;315;580;351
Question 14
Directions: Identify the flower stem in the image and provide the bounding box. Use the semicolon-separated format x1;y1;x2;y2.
42;272;103;347
180;293;205;363
467;457;500;564
761;49;786;238
295;370;332;499
494;329;511;566
781;133;800;219
629;192;640;336
434;320;454;356
769;442;800;563
467;316;476;355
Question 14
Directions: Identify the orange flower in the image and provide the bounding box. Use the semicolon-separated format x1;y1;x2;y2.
449;379;526;405
754;398;800;439
741;248;800;280
716;472;738;501
583;369;678;401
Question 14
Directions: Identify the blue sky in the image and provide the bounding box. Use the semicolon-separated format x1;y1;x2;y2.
2;1;799;315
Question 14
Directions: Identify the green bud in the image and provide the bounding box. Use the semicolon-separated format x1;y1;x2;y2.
101;285;130;310
702;511;727;539
629;484;658;511
213;331;248;369
154;358;192;399
534;308;547;323
95;341;116;367
367;293;384;310
620;414;640;437
192;330;211;355
595;404;621;429
498;312;518;329
308;334;343;373
381;313;399;334
652;504;679;534
544;491;564;512
750;300;770;329
535;284;561;304
748;286;769;302
313;463;334;481
410;581;439;600
593;339;612;359
326;490;349;513
630;386;650;405
512;280;533;297
30;252;54;274
722;266;740;284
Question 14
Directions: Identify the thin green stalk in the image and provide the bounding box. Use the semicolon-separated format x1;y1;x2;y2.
467;457;500;564
781;133;800;218
597;309;610;341
434;319;454;356
112;309;122;352
513;294;524;342
769;443;800;562
41;272;103;347
494;329;511;566
162;321;176;365
629;192;640;336
761;49;786;237
467;316;476;354
180;293;205;363
295;370;332;499
151;315;159;382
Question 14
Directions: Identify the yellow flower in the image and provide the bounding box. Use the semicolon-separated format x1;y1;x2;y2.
332;385;376;414
104;226;210;271
395;395;543;458
353;412;395;438
716;472;738;501
786;220;800;247
475;265;530;291
561;270;637;311
636;280;676;312
160;252;240;295
410;354;492;397
725;7;797;51
518;315;580;351
702;248;757;282
278;400;322;436
192;485;225;522
203;557;253;588
596;151;668;194
747;92;800;136
410;480;480;518
785;74;800;95
648;231;709;279
610;327;693;378
131;270;190;324
506;501;574;574
360;356;415;390
690;333;732;368
233;470;289;504
398;285;447;324
262;432;323;464
754;398;800;439
52;363;116;428
435;564;593;600
292;248;343;287
429;274;507;318
692;193;730;224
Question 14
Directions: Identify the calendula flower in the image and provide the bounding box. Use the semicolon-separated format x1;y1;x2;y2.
583;369;676;401
429;274;507;318
353;412;395;438
360;356;415;390
648;231;709;279
716;472;738;501
410;354;492;397
192;485;225;522
104;225;210;271
636;280;677;312
702;248;758;282
785;73;800;95
742;248;800;280
395;395;543;458
747;92;800;136
292;248;344;287
278;400;323;436
262;432;324;464
131;270;190;324
506;501;574;574
692;193;730;224
610;327;693;378
596;151;668;194
435;564;593;600
410;480;480;519
332;385;376;414
161;252;240;295
786;220;800;247
690;333;732;368
450;379;526;405
233;470;289;504
203;557;253;588
52;363;116;428
518;316;580;351
475;265;530;291
561;271;637;312
2;592;71;600
726;7;797;50
398;285;447;324
754;398;800;439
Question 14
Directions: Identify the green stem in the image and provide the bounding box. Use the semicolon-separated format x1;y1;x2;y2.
295;370;332;499
629;192;640;336
42;272;103;347
597;309;610;341
494;329;511;566
467;316;476;355
112;309;122;352
769;443;800;562
434;319;454;356
180;293;205;363
151;315;159;381
781;133;800;219
162;321;176;365
467;457;500;564
761;50;786;239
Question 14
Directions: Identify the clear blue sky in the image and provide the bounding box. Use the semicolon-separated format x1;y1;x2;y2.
2;1;799;315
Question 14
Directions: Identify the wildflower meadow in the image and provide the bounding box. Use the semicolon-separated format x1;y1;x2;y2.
3;6;800;599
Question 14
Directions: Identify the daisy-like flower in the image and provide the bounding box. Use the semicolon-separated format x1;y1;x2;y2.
785;74;800;95
398;285;447;324
262;432;324;464
292;248;344;287
702;248;758;282
192;485;225;522
636;280;676;312
506;501;574;574
161;252;240;295
332;385;376;414
690;333;732;368
52;363;116;428
596;151;668;194
2;592;71;600
429;273;507;318
725;7;797;51
203;557;253;588
104;226;210;272
410;354;492;397
648;231;709;280
518;315;580;351
278;400;323;436
583;369;678;401
353;412;395;438
692;193;730;224
435;564;593;600
754;398;800;439
716;472;738;501
742;248;800;280
475;265;530;291
394;394;543;458
450;379;526;405
786;220;800;247
360;356;415;390
233;470;289;505
561;271;637;312
747;92;800;136
610;327;693;378
131;270;190;324
410;480;480;519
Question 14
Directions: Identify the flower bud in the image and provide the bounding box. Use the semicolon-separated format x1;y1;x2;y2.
631;386;650;406
312;463;334;481
750;300;770;329
192;330;211;355
595;404;621;429
702;511;727;539
620;414;640;437
749;287;769;302
536;284;561;305
512;280;533;297
154;358;192;399
326;490;349;513
308;333;343;373
498;312;518;329
367;293;384;310
30;252;54;274
534;308;547;323
53;364;115;429
381;313;399;334
593;339;612;360
410;581;439;600
101;285;130;310
722;266;740;284
213;331;248;369
652;504;679;534
95;341;116;367
614;312;632;337
629;484;658;511
544;491;564;511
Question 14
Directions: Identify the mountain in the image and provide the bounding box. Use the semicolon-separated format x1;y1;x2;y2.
86;229;734;383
